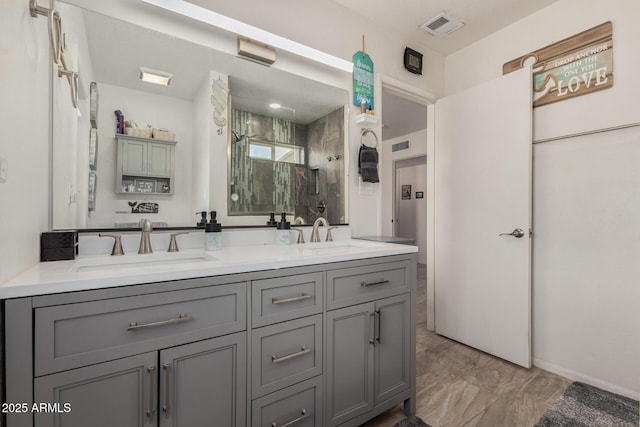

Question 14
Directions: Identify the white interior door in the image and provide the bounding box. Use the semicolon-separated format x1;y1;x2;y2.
434;68;532;367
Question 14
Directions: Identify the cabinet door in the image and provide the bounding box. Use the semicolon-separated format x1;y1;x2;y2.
374;294;411;405
159;332;246;427
326;303;374;426
147;142;172;177
122;139;148;175
34;352;157;427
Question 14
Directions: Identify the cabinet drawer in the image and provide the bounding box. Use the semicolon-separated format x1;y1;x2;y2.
326;260;411;310
252;272;323;327
252;376;323;427
252;314;322;398
35;283;246;376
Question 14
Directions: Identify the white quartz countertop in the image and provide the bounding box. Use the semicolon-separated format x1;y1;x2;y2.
0;240;417;299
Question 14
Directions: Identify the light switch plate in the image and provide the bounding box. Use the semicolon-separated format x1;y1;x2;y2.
0;157;7;183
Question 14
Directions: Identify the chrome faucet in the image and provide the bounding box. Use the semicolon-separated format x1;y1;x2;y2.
310;217;329;243
138;218;153;254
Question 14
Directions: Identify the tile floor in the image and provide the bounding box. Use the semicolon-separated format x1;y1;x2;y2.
361;264;572;427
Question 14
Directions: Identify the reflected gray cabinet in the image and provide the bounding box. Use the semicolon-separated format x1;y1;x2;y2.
116;135;176;194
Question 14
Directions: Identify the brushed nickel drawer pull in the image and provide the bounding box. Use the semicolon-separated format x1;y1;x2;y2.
271;346;311;364
369;312;375;345
361;279;390;287
146;365;156;420
272;293;312;305
272;409;310;427
162;362;171;419
128;313;190;331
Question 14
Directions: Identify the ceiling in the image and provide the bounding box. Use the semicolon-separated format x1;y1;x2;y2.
332;0;559;56
357;0;559;140
81;0;562;139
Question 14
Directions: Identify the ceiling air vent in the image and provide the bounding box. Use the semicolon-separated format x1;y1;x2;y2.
420;12;464;37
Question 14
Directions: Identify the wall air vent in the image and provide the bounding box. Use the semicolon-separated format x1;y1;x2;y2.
420;12;464;37
392;140;410;152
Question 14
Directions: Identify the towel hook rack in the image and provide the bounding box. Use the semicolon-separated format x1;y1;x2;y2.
360;128;379;148
58;68;79;109
30;0;79;108
30;0;63;65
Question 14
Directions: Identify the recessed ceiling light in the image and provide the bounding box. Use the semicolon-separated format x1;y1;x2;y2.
269;103;281;109
139;67;173;86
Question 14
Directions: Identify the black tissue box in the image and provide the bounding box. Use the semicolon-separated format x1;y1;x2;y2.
41;231;78;262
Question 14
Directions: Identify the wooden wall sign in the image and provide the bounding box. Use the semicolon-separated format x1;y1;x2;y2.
353;50;374;111
504;21;613;107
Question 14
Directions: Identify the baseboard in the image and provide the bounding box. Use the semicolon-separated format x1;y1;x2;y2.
533;357;639;400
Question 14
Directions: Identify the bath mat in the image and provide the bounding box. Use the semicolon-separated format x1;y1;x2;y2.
535;381;639;426
394;415;431;427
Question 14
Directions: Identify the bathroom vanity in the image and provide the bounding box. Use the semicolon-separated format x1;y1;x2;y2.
2;241;417;427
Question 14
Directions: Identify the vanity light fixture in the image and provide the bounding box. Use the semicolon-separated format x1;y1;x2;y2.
139;0;353;73
139;67;173;86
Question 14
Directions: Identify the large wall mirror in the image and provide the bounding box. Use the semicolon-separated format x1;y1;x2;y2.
51;1;349;230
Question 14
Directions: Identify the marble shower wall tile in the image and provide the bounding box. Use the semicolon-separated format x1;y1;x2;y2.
230;107;344;223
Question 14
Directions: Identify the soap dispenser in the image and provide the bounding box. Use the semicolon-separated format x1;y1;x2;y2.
196;211;207;228
204;211;222;251
266;212;277;226
275;212;291;245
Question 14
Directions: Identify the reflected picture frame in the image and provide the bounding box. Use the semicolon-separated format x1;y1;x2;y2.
402;184;412;200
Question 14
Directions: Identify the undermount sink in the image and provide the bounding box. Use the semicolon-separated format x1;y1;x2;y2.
296;240;384;256
73;251;217;273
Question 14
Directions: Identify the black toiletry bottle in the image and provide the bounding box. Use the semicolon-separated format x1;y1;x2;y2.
196;211;207;228
267;212;277;226
275;212;291;245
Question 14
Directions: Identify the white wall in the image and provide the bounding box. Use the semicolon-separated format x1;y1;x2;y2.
86;83;195;227
0;1;50;283
445;0;640;398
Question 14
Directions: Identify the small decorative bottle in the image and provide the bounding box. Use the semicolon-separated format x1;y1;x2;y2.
275;212;291;245
204;211;222;251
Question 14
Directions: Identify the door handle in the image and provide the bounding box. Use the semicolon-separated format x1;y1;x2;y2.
499;228;525;238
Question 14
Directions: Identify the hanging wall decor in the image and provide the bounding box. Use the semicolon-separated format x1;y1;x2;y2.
353;35;374;112
211;75;229;134
504;21;613;107
402;185;411;200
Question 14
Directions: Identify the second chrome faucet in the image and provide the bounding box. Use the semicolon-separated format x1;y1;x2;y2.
310;217;338;242
138;218;153;254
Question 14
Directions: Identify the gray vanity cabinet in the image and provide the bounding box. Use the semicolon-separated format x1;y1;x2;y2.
33;333;247;427
34;351;157;427
326;294;411;426
326;303;375;425
4;254;416;427
373;294;411;405
159;332;246;427
325;259;413;427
